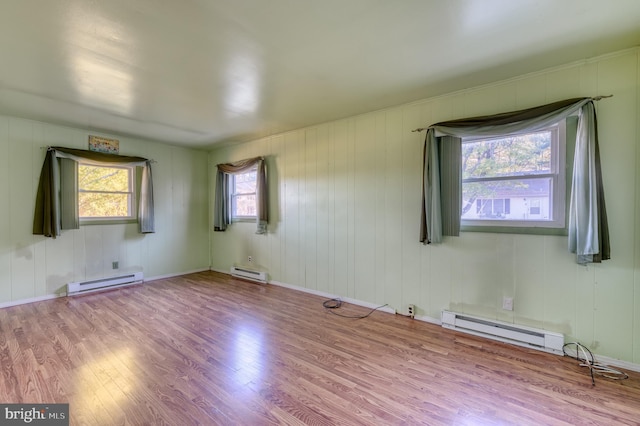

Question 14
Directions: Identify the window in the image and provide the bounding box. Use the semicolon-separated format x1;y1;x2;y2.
461;122;566;228
529;199;541;215
230;168;257;220
78;163;135;220
476;198;510;218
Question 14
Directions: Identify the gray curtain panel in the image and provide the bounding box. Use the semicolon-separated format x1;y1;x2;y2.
420;97;609;264
33;146;155;238
213;170;230;232
214;156;268;234
568;101;610;264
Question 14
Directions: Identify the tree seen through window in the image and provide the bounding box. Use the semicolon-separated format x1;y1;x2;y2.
78;164;134;218
232;169;257;218
461;127;559;223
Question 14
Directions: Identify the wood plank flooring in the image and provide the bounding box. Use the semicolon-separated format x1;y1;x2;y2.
1;270;640;425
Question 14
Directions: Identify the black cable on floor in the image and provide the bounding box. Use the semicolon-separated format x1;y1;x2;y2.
322;298;388;319
323;298;342;309
563;342;629;386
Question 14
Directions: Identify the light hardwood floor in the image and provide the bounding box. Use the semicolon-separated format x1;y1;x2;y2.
1;271;639;425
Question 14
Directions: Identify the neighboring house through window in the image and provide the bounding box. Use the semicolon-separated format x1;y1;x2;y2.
461;122;566;229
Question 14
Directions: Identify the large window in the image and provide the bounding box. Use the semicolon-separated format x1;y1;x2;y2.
78;163;135;220
461;122;566;228
230;168;257;220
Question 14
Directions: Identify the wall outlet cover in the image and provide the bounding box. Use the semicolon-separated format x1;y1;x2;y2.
502;297;514;311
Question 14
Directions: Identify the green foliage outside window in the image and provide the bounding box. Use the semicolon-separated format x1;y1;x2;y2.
78;164;133;218
462;130;554;219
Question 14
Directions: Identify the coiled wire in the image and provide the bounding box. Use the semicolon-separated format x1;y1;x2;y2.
563;342;629;386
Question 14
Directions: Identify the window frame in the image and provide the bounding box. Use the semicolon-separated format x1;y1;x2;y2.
460;120;567;231
78;162;137;224
229;167;258;222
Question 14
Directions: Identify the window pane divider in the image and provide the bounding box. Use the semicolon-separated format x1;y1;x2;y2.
462;173;556;184
79;190;132;194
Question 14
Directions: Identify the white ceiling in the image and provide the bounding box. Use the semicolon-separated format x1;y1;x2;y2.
1;0;639;148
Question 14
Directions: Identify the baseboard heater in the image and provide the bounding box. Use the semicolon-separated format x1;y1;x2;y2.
230;266;267;283
441;310;564;355
67;272;144;296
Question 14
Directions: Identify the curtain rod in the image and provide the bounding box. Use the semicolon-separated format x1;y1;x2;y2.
410;95;613;133
40;146;157;163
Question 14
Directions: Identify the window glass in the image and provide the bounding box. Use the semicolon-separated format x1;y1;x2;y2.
78;164;135;219
231;169;257;219
461;123;565;229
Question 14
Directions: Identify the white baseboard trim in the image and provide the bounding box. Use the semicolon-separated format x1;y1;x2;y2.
594;354;640;373
268;279;396;315
0;267;212;309
416;315;640;373
0;293;65;309
413;314;442;326
562;347;640;373
144;267;211;283
215;269;640;374
213;267;397;315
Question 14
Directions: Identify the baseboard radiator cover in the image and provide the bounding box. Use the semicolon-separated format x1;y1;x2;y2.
441;310;564;355
230;266;268;283
67;272;144;296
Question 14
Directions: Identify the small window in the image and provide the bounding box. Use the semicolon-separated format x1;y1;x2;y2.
78;163;135;220
476;198;510;218
230;168;257;220
461;122;566;229
529;199;541;215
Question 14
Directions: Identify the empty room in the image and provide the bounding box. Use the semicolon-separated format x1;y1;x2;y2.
2;1;640;424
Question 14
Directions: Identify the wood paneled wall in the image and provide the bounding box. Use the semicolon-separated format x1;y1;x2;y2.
210;48;640;365
0;118;210;305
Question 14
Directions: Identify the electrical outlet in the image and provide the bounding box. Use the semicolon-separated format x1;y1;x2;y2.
248;256;253;263
112;261;119;269
502;297;514;311
408;304;415;318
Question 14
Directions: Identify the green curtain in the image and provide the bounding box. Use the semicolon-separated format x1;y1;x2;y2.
33;146;155;238
420;97;610;264
59;158;78;230
214;156;268;234
33;149;60;237
420;132;462;244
